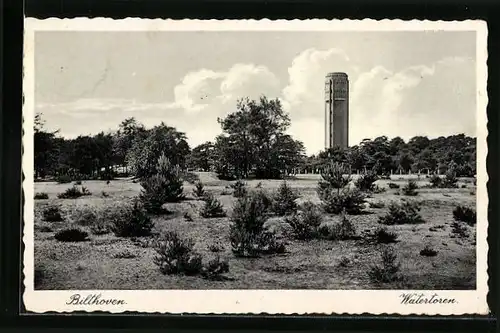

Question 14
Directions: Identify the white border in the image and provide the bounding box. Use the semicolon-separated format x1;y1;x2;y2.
22;18;489;315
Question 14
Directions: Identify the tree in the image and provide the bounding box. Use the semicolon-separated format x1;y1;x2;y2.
127;123;190;178
214;96;304;179
188;141;215;171
34;113;59;179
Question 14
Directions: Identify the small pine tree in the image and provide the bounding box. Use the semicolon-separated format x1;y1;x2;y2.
200;193;226;218
140;153;184;214
379;201;424;225
317;162;351;199
232;179;248;198
442;168;458;188
355;171;379;192
272;181;299;216
402;179;419;196
368;246;401;283
192;181;206;198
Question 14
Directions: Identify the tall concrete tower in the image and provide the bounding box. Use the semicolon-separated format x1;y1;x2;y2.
325;72;349;149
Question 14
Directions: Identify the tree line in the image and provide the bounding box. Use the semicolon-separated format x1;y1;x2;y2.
34;96;476;181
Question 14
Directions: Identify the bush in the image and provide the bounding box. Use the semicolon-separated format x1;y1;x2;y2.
317;162;351;199
373;227;398;244
202;256;230;280
55;174;72;184
231;179;248;198
451;221;469;238
101;191;109;197
420;245;438;257
271;181;299;216
153;231;203;275
442;168;458;188
355;171;379;192
57;185;91;199
318;210;357;240
388;182;400;189
72;206;98;226
402;179;418;196
140;153;185;213
368;246;401;283
208;242;225;252
229;193;285;257
369;201;385;209
42;205;63;222
286;201;323;240
109;200;155;237
321;187;365;215
192;181;206;198
200;193;226;218
379;201;425;225
429;174;442;188
252;189;273;214
34;192;49;200
74;180;82;185
54;228;89;242
453;205;476;225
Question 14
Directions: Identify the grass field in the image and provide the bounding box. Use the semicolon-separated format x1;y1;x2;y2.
33;173;477;290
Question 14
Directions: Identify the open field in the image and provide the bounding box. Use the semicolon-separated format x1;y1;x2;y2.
33;173;476;290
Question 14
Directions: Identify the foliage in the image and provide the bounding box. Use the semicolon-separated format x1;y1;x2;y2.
286;201;323;240
187;142;215;172
200;193;226;218
317;162;351;198
54;228;89;242
34;192;49;200
192;181;206;198
202;256;230;280
318;210;357;240
453;205;476;226
451;221;469;238
420;245;438;257
213;97;305;179
387;182;400;189
373;227;399;244
441;168;459;188
56;174;72;184
368;246;401;283
354;171;379;192
321;187;365;215
153;231;203;275
42;205;63;222
402;179;419;196
139;153;184;214
271;181;299;216
379;201;425;225
229;192;285;257
57;185;91;199
231;179;248;198
109;200;154;237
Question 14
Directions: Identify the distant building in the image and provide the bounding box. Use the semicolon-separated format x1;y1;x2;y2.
325;72;349;149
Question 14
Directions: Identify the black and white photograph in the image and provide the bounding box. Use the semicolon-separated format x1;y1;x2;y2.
23;19;489;315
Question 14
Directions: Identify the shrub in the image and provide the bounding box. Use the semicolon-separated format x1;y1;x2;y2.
429;174;442;188
321;187;365;215
402;179;418;196
420;245;438;257
90;223;111;235
74;180;82;185
101;191;109;197
229;193;285;257
453;205;476;226
55;174;71;184
286;201;323;240
369;201;385;209
355;171;379;192
57;185;91;199
451;221;469;238
202;256;230;280
208;242;225;253
252;189;273;214
388;182;400;189
42;205;63;222
153;231;203;275
271;181;299;216
317;162;351;199
379;201;425;225
192;181;206;198
231;179;248;198
373;227;398;244
109;200;154;237
442;168;458;188
319;210;357;240
72;207;98;226
54;228;89;242
338;256;351;268
200;193;226;218
140;153;184;214
368;246;401;283
184;212;193;221
34;192;49;200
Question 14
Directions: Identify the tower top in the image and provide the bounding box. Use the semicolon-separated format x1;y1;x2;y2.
326;72;348;78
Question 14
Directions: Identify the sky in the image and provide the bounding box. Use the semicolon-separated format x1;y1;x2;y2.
35;30;477;155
